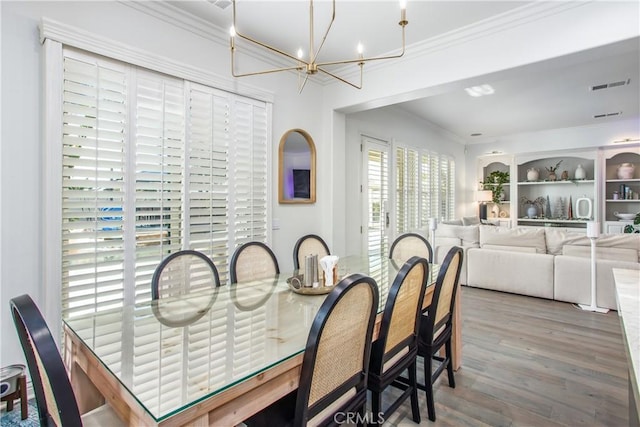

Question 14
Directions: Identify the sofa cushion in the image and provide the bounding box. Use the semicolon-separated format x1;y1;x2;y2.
437;236;462;247
435;224;479;247
462;216;480;226
479;225;547;254
546;229;640;261
482;244;537;254
441;219;463;226
562;245;638;262
596;234;640;261
544;228;588;255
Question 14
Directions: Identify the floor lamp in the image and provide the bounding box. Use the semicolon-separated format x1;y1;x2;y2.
577;221;609;313
476;190;493;220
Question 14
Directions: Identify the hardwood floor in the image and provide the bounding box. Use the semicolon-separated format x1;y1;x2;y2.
383;286;629;426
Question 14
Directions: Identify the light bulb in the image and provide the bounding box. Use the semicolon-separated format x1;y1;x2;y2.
297;48;304;59
357;43;364;55
229;26;236;37
399;0;407;10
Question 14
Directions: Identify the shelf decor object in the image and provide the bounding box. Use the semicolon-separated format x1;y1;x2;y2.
576;222;609;313
229;0;408;92
545;160;563;181
476;190;493;220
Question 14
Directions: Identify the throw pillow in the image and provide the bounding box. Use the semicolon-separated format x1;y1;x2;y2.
462;216;480;226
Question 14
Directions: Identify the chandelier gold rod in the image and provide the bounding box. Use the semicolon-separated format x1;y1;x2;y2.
317;64;363;90
308;0;336;65
229;0;408;89
316;26;406;68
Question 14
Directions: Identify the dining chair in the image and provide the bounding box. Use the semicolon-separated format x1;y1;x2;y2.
151;249;221;300
230;241;280;284
10;294;124;427
417;246;463;421
367;256;429;425
389;232;433;264
245;273;379;427
293;234;331;270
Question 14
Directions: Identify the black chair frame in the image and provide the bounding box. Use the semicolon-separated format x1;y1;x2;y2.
151;249;221;301
294;274;379;426
389;232;433;263
11;294;84;427
417;246;463;421
229;241;280;284
292;234;331;270
368;256;429;425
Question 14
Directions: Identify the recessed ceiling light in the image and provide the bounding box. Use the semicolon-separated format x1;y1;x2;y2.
465;84;495;97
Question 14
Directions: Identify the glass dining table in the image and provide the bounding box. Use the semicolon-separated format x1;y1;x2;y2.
63;255;457;426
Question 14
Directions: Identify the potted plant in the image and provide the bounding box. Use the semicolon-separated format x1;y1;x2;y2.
623;213;640;233
482;171;510;204
520;196;546;218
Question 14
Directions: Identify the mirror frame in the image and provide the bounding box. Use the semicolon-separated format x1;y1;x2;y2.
278;129;316;204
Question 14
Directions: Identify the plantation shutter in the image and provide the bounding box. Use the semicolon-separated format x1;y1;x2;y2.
395;146;419;234
61;52;127;318
442;156;456;221
365;143;389;256
232;98;268;247
187;84;231;283
133;70;186;303
59;47;270;318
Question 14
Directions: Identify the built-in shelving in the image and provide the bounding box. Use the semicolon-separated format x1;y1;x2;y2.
601;147;640;233
516;153;596;229
517;180;594;186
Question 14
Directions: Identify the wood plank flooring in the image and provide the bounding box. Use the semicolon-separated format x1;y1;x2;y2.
382;286;629;426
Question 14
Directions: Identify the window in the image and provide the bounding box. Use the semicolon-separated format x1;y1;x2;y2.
395;146;455;234
60;48;269;318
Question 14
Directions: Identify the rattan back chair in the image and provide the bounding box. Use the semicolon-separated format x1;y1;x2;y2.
367;256;429;425
10;294;123;427
293;234;331;270
230;242;280;284
417;246;463;421
389;233;433;264
244;274;379;427
295;273;379;426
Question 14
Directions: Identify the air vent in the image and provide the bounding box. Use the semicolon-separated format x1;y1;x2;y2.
590;79;630;91
593;111;622;119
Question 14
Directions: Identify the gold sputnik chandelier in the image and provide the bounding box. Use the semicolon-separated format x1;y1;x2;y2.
229;0;408;92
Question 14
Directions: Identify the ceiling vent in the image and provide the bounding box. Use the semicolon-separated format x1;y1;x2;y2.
593;111;622;119
590;79;630;91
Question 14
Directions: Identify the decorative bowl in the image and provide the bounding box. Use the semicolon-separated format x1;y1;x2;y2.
614;212;637;220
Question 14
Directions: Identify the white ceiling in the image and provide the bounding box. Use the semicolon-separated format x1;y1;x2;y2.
168;1;639;143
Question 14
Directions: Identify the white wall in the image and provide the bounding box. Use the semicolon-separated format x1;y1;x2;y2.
0;1;325;367
344;107;466;256
321;1;639;255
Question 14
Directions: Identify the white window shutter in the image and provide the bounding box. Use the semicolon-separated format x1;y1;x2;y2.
133;70;186;303
61;53;127;318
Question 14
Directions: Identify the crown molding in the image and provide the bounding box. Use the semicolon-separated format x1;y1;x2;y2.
121;1;591;87
39;17;275;103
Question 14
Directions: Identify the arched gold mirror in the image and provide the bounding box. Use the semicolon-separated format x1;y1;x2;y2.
278;129;316;204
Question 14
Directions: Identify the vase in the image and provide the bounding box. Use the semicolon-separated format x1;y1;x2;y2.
574;164;586;180
526;205;537;218
527;168;539;181
547;171;557;181
617;163;635;179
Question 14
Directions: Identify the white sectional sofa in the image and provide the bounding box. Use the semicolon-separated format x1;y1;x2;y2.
430;223;640;310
